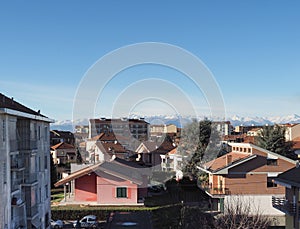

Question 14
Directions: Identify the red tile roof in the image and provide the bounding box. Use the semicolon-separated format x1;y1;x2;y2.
204;152;252;171
51;142;75;150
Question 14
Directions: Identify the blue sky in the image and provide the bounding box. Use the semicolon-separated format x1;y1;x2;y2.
0;1;299;121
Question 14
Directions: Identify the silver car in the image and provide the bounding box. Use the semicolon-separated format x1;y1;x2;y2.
51;219;64;229
73;215;98;228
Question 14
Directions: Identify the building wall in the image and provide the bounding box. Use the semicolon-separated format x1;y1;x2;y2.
0;114;10;229
0;113;51;229
96;176;138;205
51;146;76;164
224;173;285;195
75;174;97;202
166;124;177;133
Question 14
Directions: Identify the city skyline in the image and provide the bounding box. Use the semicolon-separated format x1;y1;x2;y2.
1;1;300;121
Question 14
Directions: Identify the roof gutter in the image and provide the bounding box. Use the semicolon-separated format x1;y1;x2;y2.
0;108;54;123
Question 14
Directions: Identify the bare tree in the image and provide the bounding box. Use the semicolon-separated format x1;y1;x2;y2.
214;196;273;229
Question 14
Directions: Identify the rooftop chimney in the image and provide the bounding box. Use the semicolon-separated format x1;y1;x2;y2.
226;155;233;165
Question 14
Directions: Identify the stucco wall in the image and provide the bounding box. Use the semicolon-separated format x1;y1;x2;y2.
97;176;138;205
75;173;97;201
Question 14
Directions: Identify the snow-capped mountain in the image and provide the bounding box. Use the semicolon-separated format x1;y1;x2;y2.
50;114;300;131
50;118;89;131
228;114;300;127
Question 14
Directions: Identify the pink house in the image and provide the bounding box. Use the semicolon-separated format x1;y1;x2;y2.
55;157;148;205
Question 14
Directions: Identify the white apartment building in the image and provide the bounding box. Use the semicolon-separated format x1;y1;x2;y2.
0;93;53;229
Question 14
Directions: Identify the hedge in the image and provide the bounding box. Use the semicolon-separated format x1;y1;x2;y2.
51;205;158;220
51;204;178;221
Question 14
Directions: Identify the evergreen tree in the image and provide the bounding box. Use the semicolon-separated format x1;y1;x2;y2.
255;124;295;159
178;119;222;178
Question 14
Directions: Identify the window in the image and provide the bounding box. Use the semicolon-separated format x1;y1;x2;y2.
116;187;127;198
2;120;5;142
267;159;278;166
38;126;41;140
44;126;48;141
45;185;49;198
44;155;48;169
3;162;7;184
267;177;277;187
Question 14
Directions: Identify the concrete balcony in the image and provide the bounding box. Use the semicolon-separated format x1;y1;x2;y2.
11;156;25;172
26;204;39;220
10;139;38;152
23;172;38;186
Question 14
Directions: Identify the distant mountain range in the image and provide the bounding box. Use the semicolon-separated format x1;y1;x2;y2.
50;114;300;131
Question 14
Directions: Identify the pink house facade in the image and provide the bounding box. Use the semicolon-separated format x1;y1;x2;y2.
55;158;148;205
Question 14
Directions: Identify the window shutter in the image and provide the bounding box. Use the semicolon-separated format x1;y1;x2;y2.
127;188;131;199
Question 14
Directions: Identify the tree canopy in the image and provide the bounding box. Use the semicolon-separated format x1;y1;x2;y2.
177;119;222;178
255;124;295;159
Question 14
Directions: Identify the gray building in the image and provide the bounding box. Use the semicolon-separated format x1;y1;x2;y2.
89;118;149;140
0;93;53;229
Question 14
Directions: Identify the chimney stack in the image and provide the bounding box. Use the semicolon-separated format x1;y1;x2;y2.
226;155;232;165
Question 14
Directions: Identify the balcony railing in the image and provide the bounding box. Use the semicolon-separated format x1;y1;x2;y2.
272;196;300;217
198;182;231;195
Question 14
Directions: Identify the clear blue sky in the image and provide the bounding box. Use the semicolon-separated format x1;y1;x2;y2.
0;1;299;121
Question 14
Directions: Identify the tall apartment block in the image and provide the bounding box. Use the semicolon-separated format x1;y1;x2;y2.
89;118;150;140
0;93;53;229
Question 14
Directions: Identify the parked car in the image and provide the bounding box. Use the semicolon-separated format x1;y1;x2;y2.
51;219;64;229
73;215;99;228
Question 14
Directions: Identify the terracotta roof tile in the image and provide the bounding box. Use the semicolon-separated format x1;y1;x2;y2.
51;142;75;150
204;152;252;171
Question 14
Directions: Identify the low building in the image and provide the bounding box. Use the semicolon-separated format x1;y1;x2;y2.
86;132;132;163
54;157;148;205
273;165;300;229
50;130;75;146
160;148;182;172
0;93;53;229
50;142;76;164
135;139;176;168
283;123;300;141
198;143;296;227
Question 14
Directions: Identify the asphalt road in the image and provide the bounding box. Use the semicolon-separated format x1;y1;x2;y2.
105;211;152;229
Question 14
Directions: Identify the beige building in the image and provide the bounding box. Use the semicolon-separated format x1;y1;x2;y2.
283;123;300;141
150;124;177;136
0;93;53;229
